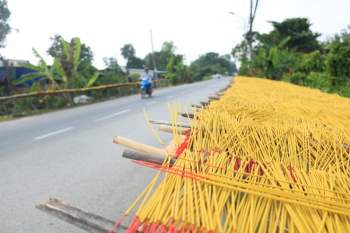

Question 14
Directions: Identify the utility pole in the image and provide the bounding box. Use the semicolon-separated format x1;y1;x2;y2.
149;29;158;80
247;0;260;60
0;56;11;96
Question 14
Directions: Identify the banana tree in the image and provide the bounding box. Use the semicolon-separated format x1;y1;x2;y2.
56;37;81;88
13;48;62;90
15;36;99;93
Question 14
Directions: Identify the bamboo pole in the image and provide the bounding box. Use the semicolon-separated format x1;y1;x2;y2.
0;82;138;102
191;104;203;109
179;112;195;119
148;120;190;129
158;125;189;135
208;96;220;100
122;150;175;165
200;101;209;106
216;92;225;96
113;136;166;156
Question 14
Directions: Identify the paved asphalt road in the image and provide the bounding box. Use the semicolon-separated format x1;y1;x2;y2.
0;78;230;233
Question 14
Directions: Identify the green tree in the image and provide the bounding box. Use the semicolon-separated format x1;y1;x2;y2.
98;57;126;84
126;56;144;69
299;51;325;74
103;57;123;73
120;43;144;69
47;36;97;88
47;35;96;86
48;35;94;65
120;44;136;61
16;36;98;90
259;18;320;52
325;29;350;86
190;52;237;79
144;41;176;70
0;0;10;48
13;49;61;89
144;52;160;70
234;18;321;79
166;53;192;84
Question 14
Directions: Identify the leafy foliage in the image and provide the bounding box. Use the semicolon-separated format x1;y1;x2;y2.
259;18;320;52
0;0;10;48
233;17;350;98
47;36;97;88
15;36;99;90
120;43;145;69
99;57;125;85
325;29;350;86
86;72;100;88
126;56;145;69
120;44;136;61
14;49;60;89
144;41;177;71
190;52;237;80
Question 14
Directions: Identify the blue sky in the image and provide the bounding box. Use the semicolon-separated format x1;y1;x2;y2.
1;0;349;68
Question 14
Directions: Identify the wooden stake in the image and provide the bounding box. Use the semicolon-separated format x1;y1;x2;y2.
36;198;125;233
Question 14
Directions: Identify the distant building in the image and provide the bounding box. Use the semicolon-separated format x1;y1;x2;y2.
0;59;41;88
0;59;29;68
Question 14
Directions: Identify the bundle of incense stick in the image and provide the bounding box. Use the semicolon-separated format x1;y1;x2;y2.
120;77;350;233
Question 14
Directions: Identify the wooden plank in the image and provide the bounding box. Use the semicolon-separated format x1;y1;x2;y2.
36;198;126;233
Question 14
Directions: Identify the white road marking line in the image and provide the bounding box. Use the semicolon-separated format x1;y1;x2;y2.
167;95;175;99
146;101;157;106
34;127;74;140
94;109;131;122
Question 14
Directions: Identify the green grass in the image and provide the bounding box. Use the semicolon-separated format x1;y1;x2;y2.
0;115;13;122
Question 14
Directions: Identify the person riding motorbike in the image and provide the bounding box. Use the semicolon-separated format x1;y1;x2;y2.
139;67;153;98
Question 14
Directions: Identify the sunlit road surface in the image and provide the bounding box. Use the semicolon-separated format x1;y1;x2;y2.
0;78;230;233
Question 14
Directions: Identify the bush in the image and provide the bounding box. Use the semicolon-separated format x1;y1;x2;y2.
282;72;307;85
326;37;350;86
306;72;331;90
130;73;140;82
337;82;350;97
299;51;325;73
